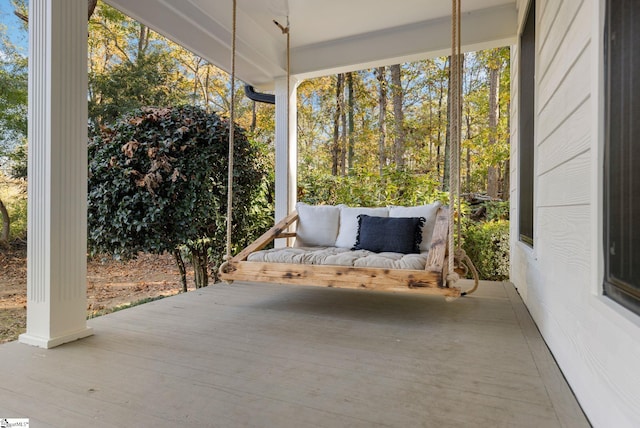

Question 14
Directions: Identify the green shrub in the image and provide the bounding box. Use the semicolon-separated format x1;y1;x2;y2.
8;195;27;240
298;168;442;207
462;220;510;281
87;106;271;287
485;200;510;221
0;177;27;241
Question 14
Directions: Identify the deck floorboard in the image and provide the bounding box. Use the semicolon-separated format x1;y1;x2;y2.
0;280;589;427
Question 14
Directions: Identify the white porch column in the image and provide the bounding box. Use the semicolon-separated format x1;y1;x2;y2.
19;0;92;348
274;76;298;247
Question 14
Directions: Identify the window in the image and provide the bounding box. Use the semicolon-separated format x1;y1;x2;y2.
519;1;535;247
604;0;640;315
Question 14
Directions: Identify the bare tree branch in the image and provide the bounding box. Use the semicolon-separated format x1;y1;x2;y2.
13;11;27;23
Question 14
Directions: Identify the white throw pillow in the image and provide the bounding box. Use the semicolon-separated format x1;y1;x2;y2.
295;202;340;247
389;202;441;252
334;206;389;248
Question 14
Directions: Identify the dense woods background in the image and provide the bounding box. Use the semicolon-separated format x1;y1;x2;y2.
0;1;511;281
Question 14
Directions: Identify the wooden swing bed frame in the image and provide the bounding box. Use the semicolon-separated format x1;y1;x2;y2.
219;206;461;298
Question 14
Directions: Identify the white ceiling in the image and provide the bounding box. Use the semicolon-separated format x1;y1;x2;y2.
105;0;518;88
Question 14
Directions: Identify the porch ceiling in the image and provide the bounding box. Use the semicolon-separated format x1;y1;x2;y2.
103;0;518;88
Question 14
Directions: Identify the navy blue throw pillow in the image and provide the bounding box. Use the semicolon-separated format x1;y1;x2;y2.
352;215;425;254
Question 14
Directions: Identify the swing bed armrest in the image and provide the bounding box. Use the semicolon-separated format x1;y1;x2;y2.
231;211;299;262
424;206;449;275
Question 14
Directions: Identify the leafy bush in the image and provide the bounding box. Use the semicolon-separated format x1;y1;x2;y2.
0;177;27;241
462;220;510;281
8;194;26;240
88;106;271;287
485;200;510;221
298;167;443;207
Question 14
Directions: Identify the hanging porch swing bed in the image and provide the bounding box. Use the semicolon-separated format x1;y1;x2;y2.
219;0;477;299
219;203;462;298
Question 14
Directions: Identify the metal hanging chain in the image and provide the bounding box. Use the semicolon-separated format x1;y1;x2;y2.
224;0;237;263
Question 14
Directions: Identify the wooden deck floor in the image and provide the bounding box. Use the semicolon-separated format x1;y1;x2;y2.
0;281;589;427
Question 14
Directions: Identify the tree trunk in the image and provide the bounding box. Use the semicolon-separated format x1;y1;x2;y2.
331;74;344;176
465;103;473;193
190;245;209;289
251;101;257;134
442;57;451;191
137;25;149;60
340;75;347;176
390;64;405;169
347;72;355;174
0;197;10;246
192;60;200;105
376;67;387;175
502;101;511;200
428;88;433;165
436;70;445;178
204;66;211;113
436;144;441;179
503;159;510;201
466;147;471;194
173;249;188;292
487;56;500;198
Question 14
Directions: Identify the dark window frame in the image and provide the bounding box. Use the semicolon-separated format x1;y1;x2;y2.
519;0;535;247
603;0;640;315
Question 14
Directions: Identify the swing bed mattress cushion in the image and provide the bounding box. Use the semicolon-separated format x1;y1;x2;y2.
246;246;430;270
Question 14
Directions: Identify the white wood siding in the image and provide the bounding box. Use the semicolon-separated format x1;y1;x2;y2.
510;0;640;426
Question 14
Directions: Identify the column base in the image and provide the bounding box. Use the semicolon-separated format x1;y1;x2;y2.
19;327;94;349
